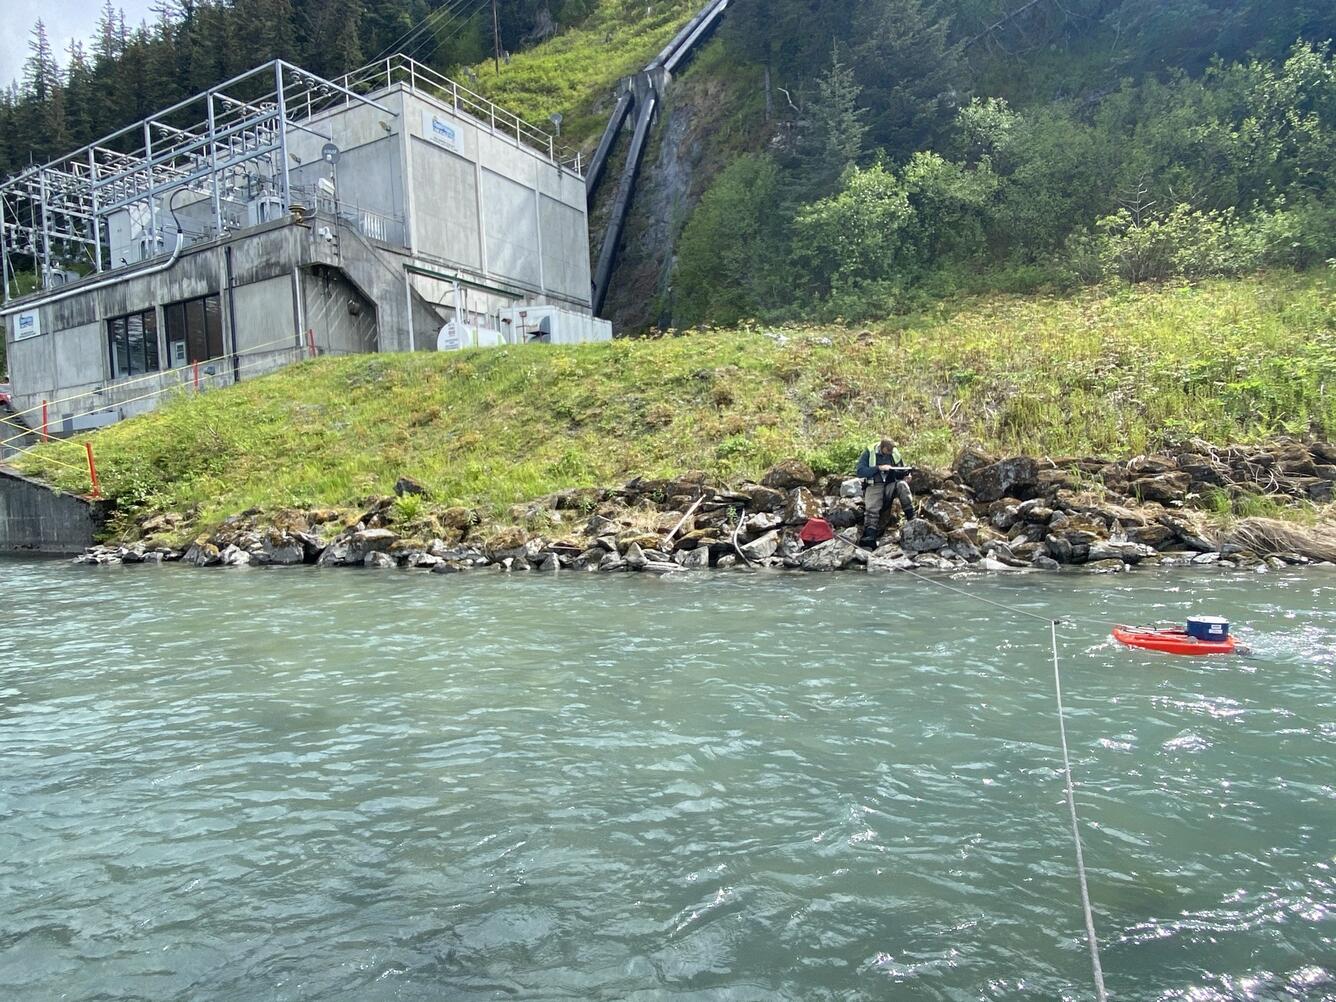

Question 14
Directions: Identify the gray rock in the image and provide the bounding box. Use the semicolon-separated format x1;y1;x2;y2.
982;541;1029;568
825;499;863;529
624;542;648;570
352;528;399;553
948;534;982;562
585;514;621;537
761;459;817;490
746;485;786;513
677;547;710;569
431;560;466;573
798;537;861;572
316;542;352;566
642;560;682;573
840;478;864;498
364;551;395;569
1045;534;1074;563
740;530;780;561
258;536;305;565
900;518;946;554
715;554;739;570
1131;472;1191;505
536;553;560;572
744;511;782;535
1083;559;1125;574
1191;552;1221;565
1032;554;1061;571
218;544;251;566
1157;551;1198;567
965;457;1039;502
598;553;627;572
1086;542;1125;563
781;487;822;525
183;542;221;567
867;554;915;573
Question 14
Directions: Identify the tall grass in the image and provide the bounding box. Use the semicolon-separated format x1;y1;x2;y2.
463;0;699;147
15;272;1335;533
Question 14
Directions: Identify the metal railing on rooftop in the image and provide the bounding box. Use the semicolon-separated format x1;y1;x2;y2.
325;54;584;176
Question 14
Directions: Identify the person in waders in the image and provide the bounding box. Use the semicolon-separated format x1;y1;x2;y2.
858;437;916;549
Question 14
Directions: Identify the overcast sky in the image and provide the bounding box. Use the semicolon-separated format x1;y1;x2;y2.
2;1;156;90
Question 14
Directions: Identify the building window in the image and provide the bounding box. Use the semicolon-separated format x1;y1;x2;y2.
107;309;160;379
163;294;224;367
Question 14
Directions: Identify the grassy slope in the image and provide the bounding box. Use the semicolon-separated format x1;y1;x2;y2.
463;0;700;148
15;272;1336;531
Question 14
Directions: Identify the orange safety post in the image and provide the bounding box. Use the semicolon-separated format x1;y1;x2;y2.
84;442;101;499
41;399;49;441
193;360;201;391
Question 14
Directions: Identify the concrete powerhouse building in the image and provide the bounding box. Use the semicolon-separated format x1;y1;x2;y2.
0;55;606;434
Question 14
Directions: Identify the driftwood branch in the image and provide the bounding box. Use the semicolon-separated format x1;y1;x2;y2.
662;492;706;546
730;512;755;568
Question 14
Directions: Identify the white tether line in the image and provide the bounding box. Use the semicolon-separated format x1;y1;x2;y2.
896;564;1110;997
1050;618;1110;1001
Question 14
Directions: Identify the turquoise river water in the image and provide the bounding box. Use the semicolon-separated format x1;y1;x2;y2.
1;558;1333;1001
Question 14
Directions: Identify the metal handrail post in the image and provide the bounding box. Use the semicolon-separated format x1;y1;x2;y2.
143;123;160;256
274;63;292;211
206;92;222;237
38;171;52;287
87;149;104;272
1;196;9;302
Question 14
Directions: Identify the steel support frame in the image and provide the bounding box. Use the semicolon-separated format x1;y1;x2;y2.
0;58;398;294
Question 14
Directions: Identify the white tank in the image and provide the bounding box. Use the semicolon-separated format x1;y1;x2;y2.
437;321;506;351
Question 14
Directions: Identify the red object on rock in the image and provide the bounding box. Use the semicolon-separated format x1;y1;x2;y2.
798;518;835;547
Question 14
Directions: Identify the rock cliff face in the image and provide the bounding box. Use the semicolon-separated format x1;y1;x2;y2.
75;439;1336;573
597;49;763;332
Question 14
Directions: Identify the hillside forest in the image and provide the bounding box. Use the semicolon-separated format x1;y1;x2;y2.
2;0;1335;327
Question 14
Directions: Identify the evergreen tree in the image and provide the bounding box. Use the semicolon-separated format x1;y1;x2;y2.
145;1;185;111
299;0;365;77
64;40;96;146
235;0;300;63
794;45;868;195
850;0;962;155
23;21;60;103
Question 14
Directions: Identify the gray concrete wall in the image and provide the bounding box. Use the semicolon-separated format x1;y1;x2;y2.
481;168;543;289
540;195;593;302
303;267;378;355
232;275;299;354
3;221;308;425
0;466;110;553
400;89;591;310
410;139;483;269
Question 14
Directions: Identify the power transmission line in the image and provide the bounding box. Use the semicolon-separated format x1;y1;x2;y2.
403;0;492;65
372;0;477;63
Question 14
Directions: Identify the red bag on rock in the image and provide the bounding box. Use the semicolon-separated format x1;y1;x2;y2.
797;518;835;547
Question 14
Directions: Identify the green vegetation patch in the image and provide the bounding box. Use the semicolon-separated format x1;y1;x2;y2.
15;271;1336;534
465;0;699;148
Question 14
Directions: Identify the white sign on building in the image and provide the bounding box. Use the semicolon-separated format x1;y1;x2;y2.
422;110;462;153
13;310;41;341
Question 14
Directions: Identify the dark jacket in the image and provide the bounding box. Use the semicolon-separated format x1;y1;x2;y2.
857;446;909;484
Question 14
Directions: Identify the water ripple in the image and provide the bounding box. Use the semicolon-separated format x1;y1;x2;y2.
1;559;1332;1000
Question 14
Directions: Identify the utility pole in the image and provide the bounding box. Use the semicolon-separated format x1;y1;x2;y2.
491;0;501;74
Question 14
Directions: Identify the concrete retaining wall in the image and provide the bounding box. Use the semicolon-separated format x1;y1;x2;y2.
0;467;110;553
